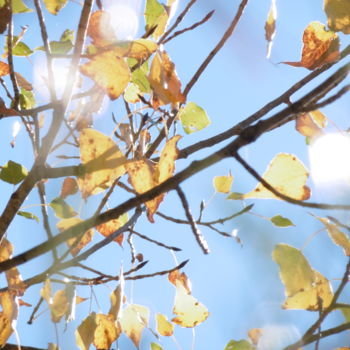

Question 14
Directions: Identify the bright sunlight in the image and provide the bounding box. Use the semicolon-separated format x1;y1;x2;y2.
308;133;350;184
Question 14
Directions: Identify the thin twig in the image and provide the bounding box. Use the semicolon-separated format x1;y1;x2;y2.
176;186;210;254
131;229;181;251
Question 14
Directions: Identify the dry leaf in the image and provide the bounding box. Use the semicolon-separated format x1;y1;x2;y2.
0;3;10;34
324;0;350;34
59;177;79;199
248;328;263;346
213;174;233;193
14;72;33;91
87;10;116;47
126;135;181;222
108;273;124;321
172;282;209;328
41;279;52;304
93;313;121;349
168;270;191;293
148;50;185;107
0;313;12;347
284;21;339;70
0;61;9;76
57;217;94;256
78;128;126;199
96;216;127;246
296;110;327;138
0;292;18;346
156;313;174;336
50;290;68;323
80;51;130;100
76;312;97;350
243;153;310;201
265;0;277;58
119;304;150;348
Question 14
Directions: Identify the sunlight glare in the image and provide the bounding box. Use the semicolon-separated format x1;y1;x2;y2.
257;324;300;350
105;3;139;40
308;133;350;184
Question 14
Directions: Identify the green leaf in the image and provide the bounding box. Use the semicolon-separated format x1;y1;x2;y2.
179;102;211;134
43;0;68;15
17;211;39;223
0;160;28;185
150;343;163;350
272;244;314;297
224;339;255;350
48;40;73;54
13;41;33;56
60;29;74;42
19;88;35;109
130;59;151;93
227;192;244;200
340;307;350;323
144;0;168;39
50;197;77;219
270;215;295;227
12;0;32;13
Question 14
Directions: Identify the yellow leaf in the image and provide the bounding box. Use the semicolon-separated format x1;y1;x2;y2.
284;21;339;70
126;136;181;222
0;292;18;346
43;0;68;15
93;314;121;349
243;153;310;201
108;272;124;320
0;313;12;347
57;218;94;256
124;82;142;104
148;51;185;107
172;282;209;328
318;217;350;256
114;39;158;60
119;304;149;348
265;0;277;58
273;244;333;311
80;51;130;100
76;312;97;350
283;271;333;311
96;217;125;246
296;113;325;138
324;0;350;34
156;313;174;336
50;290;68;323
87;10;116;47
213;174;233;193
40;279;52;304
0;237;12;261
78;128;126;199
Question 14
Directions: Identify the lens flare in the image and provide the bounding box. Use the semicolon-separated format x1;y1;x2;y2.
308;133;350;184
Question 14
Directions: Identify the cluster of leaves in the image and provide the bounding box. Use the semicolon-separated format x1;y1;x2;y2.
0;0;349;349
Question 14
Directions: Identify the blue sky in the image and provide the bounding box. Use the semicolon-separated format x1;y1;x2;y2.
2;0;350;349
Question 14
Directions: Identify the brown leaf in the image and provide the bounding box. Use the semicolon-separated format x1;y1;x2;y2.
57;217;94;256
15;72;33;91
87;10;116;47
148;50;185;107
78;128;127;199
284;21;339;70
60;177;79;199
80;51;131;100
0;3;10;34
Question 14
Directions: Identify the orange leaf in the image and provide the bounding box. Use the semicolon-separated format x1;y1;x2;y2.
80;51;130;100
60;177;79;199
148;51;185;107
156;313;174;336
243;153;310;201
296;113;324;138
168;270;191;293
87;10;116;47
284;21;339;70
93;313;121;349
78;128;127;199
119;304;150;348
57;218;94;256
0;61;9;76
96;217;126;246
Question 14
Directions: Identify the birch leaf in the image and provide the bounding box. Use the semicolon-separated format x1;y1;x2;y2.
243;153;310;201
76;312;97;350
93;314;120;349
324;0;350;34
156;313;174;336
213;174;234;194
179;102;211;134
43;0;68;15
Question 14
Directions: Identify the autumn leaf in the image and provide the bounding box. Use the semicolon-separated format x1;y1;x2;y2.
96;213;128;246
324;0;350;34
144;0;169;39
80;51;131;100
43;0;68;15
0;3;10;35
224;339;255;350
93;314;121;349
59;177;79;199
127;135;181;222
178;102;211;134
213;174;233;193
50;290;69;323
78;128;127;199
87;10;116;47
76;312;97;350
284;21;339;70
172;282;209;328
108;271;124;320
318;217;350;256
0;61;9;76
148;50;185;107
156;313;174;336
243;153;310;201
119;304;150;348
265;0;277;58
57;217;94;256
168;269;191;293
296;110;327;138
0;292;18;346
273;244;333;310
